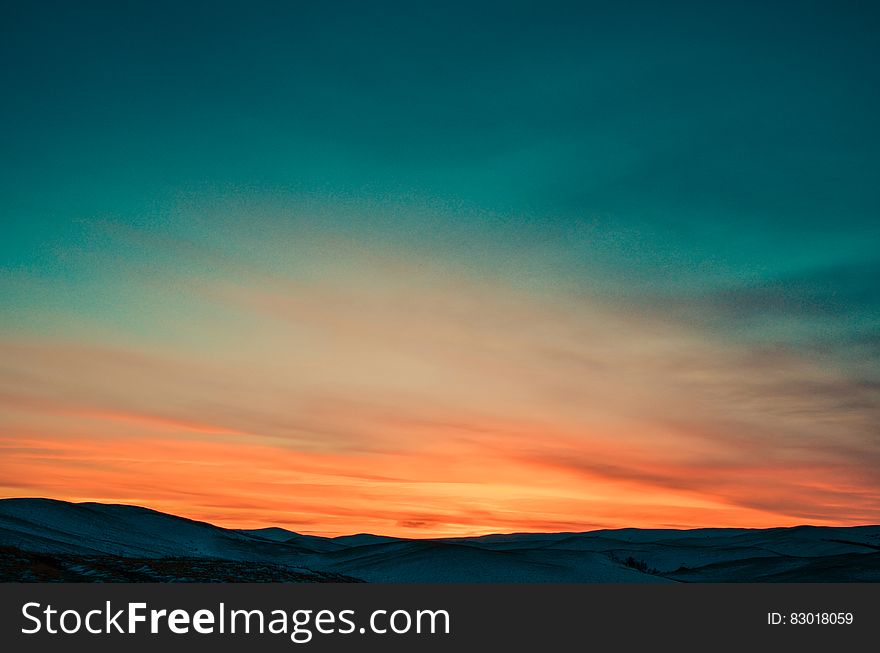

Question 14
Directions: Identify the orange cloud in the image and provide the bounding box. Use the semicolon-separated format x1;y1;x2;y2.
2;406;876;537
1;236;877;535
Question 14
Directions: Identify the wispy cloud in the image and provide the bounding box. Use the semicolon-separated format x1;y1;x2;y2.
1;227;878;535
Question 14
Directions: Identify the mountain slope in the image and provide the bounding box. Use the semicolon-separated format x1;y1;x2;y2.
2;498;878;582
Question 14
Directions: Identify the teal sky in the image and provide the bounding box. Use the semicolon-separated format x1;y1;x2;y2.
4;1;879;348
1;1;878;532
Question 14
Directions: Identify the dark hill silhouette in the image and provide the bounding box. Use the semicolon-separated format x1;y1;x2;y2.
2;498;879;582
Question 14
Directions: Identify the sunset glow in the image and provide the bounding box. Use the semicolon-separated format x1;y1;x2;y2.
2;1;878;537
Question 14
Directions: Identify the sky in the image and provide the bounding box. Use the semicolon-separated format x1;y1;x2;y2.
1;0;879;537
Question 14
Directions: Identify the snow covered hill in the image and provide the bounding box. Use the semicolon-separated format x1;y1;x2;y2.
2;498;878;582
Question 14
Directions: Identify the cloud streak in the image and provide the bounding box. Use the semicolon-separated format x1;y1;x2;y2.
1;226;878;535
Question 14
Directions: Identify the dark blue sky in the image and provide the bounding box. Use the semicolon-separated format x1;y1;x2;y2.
3;0;879;350
5;1;879;338
0;1;878;530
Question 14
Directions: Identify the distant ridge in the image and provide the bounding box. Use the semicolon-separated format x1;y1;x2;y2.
2;498;879;582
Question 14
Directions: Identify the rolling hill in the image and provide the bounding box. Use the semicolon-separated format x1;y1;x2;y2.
1;498;878;582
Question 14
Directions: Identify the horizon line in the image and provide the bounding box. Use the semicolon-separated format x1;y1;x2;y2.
5;496;879;541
